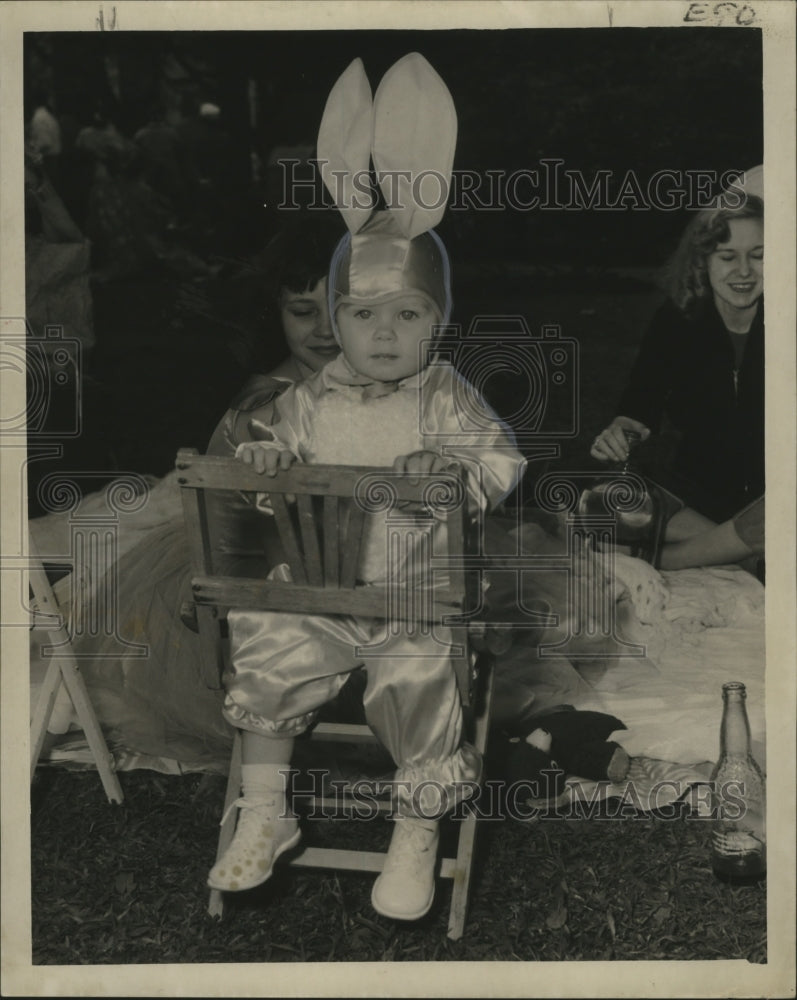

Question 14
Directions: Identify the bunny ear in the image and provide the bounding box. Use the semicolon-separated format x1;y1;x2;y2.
371;52;457;239
317;57;376;234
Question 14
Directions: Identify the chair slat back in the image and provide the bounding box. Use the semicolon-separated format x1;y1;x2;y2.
269;490;307;585
181;472;214;576
296;493;323;586
339;499;365;590
322;495;340;586
176;448;471;618
176;449;476;702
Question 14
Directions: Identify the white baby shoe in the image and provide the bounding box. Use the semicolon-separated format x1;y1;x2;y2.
371;817;439;920
207;795;300;892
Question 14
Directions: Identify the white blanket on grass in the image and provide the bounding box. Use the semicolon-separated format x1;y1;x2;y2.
565;559;764;766
500;557;765;812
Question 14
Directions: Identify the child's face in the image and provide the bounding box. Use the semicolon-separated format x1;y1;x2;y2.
279;279;338;373
335;294;436;383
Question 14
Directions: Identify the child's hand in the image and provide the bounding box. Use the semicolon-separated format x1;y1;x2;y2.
237;443;296;476
392;450;450;483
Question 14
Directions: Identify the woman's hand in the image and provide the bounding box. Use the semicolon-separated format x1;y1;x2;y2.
392;450;450;482
236;442;296;476
590;416;650;463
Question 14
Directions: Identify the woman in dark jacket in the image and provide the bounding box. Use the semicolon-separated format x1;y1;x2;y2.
591;184;764;524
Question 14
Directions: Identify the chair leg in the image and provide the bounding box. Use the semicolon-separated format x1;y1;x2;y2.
447;655;494;940
30;659;66;783
59;659;124;804
31;653;124;803
447;806;479;940
208;730;243;918
28;541;124;804
196;605;225;690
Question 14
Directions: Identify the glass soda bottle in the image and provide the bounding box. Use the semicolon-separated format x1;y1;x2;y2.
710;682;766;883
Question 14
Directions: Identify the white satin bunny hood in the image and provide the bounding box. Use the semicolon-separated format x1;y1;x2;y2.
316;53;457;333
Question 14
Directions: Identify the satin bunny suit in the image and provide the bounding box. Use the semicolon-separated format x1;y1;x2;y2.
222;354;526;815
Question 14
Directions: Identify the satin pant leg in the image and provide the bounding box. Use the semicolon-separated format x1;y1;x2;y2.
359;624;461;769
223;608;371;736
359;624;482;817
223;609;482;814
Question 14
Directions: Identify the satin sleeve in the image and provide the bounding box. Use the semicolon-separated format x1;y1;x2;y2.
204;376;294;574
207;377;290;459
422;365;527;514
233;380;321;514
234;380;318;461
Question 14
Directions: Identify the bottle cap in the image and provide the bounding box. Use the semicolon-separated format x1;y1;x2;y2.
722;681;747;698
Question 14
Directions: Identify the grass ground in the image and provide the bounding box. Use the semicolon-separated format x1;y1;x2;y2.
31;767;766;965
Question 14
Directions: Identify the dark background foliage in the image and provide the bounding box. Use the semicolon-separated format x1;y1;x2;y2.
23;28;762;507
26;28;763;261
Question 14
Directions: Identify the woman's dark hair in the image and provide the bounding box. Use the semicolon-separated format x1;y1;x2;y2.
661;195;764;315
258;211;346;300
237;211;345;373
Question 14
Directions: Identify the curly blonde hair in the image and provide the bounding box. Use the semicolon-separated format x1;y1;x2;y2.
661;195;764;315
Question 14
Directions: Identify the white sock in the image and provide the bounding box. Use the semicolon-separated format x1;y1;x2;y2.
241;762;290;801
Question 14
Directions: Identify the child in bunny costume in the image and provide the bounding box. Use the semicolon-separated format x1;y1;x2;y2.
208;53;526;921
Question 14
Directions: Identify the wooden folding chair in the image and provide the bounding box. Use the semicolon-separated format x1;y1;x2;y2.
175;448;494;940
28;533;123;804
